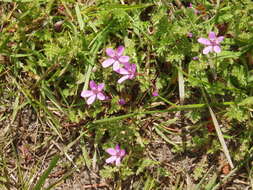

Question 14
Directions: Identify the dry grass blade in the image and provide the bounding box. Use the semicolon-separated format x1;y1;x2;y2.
178;62;185;105
208;105;234;169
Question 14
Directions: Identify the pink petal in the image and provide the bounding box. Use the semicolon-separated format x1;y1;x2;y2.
113;61;120;71
81;90;93;98
116;46;124;56
106;48;115;57
118;98;126;105
89;80;97;90
118;75;129;84
131;64;137;72
203;46;212;54
198;38;211;45
217;36;224;43
106;148;116;155
87;95;96;105
115;157;121;166
97;92;105;100
152;90;159;97
102;58;115;68
118;68;129;75
106;156;117;164
119;56;129;63
122;62;131;69
208;32;216;40
119;149;126;157
115;145;120;151
129;73;135;79
213;45;221;53
97;83;105;91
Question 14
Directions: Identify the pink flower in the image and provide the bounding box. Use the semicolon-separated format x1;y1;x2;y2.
116;63;136;84
118;98;126;105
198;32;224;54
187;32;193;38
102;46;130;71
152;90;159;97
105;145;126;166
81;80;105;105
192;56;199;60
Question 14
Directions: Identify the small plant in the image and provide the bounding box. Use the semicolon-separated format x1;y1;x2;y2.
81;80;106;105
0;0;253;189
105;144;126;166
198;31;224;54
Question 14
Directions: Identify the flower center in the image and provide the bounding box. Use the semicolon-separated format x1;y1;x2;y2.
93;90;100;94
116;151;121;157
210;39;218;46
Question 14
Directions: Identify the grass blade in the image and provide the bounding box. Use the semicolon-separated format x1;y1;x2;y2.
75;4;84;31
178;62;185;104
208;106;234;169
33;155;60;190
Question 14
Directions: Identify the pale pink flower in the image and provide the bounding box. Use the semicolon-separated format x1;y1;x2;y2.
192;56;199;60
118;98;126;105
81;80;105;105
116;63;136;84
198;32;224;54
102;46;130;71
152;90;159;97
187;32;193;38
105;145;126;166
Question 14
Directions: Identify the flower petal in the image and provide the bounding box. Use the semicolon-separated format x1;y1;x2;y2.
116;46;125;56
198;38;211;45
115;145;120;151
102;58;115;68
208;31;216;40
113;61;120;71
118;75;129;84
217;36;224;43
97;83;105;91
81;90;93;98
118;68;129;75
97;92;105;100
87;95;96;105
115;157;121;166
119;149;126;157
106;48;115;57
213;45;221;53
89;80;97;90
152;90;159;97
131;64;137;73
106;156;117;164
118;98;126;105
122;62;130;68
106;148;116;155
203;46;213;54
119;56;129;63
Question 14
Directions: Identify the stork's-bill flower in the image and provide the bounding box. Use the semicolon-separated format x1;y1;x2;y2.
81;80;105;105
102;46;130;71
198;32;224;54
105;145;126;166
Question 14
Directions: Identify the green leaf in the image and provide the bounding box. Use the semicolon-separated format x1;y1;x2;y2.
216;51;241;59
34;155;60;190
75;4;84;31
136;159;158;175
239;97;253;106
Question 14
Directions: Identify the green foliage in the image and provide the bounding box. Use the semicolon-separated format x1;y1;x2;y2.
33;155;60;190
193;156;208;181
1;0;253;189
